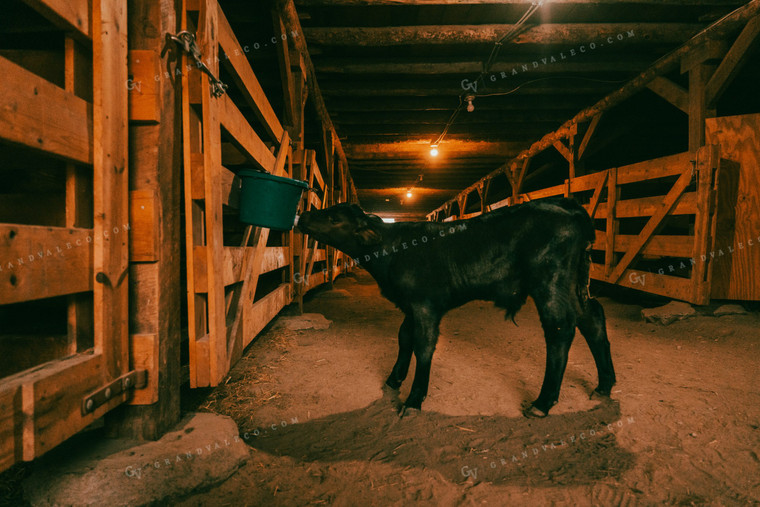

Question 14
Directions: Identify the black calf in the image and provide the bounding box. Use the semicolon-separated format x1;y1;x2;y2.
297;198;616;417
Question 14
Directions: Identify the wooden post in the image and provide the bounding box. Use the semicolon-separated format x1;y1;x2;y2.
605;167;618;278
64;36;94;356
107;0;182;439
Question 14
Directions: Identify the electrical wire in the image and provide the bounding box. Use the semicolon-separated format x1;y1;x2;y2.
431;2;544;148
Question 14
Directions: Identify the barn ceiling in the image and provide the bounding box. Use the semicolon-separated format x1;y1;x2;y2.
224;0;749;220
290;0;750;219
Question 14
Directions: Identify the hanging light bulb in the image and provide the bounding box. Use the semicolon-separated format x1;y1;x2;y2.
406;190;413;199
429;145;439;157
465;94;475;113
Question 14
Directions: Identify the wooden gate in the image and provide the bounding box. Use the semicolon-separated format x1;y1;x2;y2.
510;146;725;304
0;0;135;472
181;0;297;387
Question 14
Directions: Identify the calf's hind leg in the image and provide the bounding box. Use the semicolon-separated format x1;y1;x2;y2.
385;315;414;390
527;292;577;417
577;298;616;396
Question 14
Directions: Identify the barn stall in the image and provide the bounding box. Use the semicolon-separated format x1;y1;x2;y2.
0;0;759;505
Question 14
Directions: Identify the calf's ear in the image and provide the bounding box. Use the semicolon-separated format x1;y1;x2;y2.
355;224;382;245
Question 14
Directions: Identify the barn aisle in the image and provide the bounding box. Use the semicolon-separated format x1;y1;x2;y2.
178;271;760;506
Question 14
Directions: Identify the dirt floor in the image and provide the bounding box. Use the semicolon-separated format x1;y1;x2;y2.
169;269;760;506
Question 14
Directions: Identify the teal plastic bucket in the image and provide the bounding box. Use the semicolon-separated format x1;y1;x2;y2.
238;170;309;230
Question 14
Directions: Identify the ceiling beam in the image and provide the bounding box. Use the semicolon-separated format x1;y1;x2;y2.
334;111;573;124
325;96;599;112
345;140;525;158
314;58;650;75
297;0;743;5
304;24;700;47
320;81;613;96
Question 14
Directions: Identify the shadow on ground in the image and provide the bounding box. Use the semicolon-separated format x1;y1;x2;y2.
242;392;633;487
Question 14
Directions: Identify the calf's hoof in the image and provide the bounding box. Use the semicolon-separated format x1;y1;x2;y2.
398;404;421;418
590;388;612;400
385;378;402;391
522;405;548;418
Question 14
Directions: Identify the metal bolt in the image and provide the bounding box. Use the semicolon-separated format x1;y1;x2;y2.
105;387;112;399
85;399;94;412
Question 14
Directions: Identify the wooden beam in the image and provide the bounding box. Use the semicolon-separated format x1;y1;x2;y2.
646;76;689;113
217;3;284;142
21;0;90;39
553;140;573;163
0;55;92;165
219;95;277;172
0;225;93;305
577;113;602;160
587;171;608;219
297;0;745;4
304;24;698;46
688;62;716;152
315;59;650;75
92;0;129;381
705;15;760;107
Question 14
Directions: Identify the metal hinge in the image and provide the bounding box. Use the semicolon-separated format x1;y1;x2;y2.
81;370;148;415
167;30;228;97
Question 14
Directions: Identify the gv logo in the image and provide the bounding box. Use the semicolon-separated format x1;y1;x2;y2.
460;79;478;93
628;272;646;286
461;465;478;479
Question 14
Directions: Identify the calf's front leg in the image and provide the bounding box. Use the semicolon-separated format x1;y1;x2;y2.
400;308;441;416
385;315;414;390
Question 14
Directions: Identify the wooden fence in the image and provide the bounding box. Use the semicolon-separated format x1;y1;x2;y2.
0;0;132;472
429;146;740;305
0;0;356;472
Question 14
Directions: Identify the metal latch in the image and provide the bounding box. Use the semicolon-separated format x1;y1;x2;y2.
168;30;228;97
81;370;148;415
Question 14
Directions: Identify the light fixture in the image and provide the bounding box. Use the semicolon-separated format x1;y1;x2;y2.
465;94;475;113
406;190;413;198
382;218;396;223
429;145;439;157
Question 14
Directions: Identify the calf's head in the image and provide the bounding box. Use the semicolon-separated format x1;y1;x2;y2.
297;203;383;254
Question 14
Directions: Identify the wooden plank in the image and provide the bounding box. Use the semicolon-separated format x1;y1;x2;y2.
92;0;129;382
219;94;277;172
590;191;697;218
615;152;692;184
608;167;694;283
587;171;608;219
590;263;695;302
128;50;160;123
273;12;295;127
129;190;159;262
0;354;126;463
553;139;573;163
646;76;689;113
0;385;22;472
691;145;719;303
577;114;602;161
706;113;760;300
706;15;760;107
0;224;93;305
593;230;695;258
303;23;700;46
129;333;158;404
241;283;289;349
217;2;284;142
198;0;228;386
21;0;90;39
180;4;202;388
688;61;716;152
605;168;618;277
196;246;290;291
0;55;92;165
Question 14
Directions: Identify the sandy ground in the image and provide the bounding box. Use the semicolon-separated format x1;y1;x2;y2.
174;269;760;506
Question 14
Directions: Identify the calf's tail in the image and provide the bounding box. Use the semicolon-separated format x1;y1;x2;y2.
575;206;596;309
